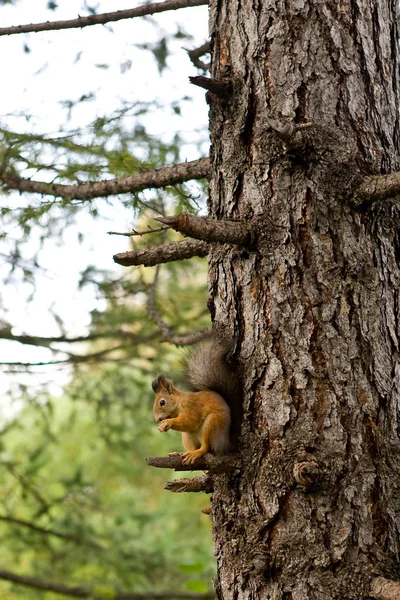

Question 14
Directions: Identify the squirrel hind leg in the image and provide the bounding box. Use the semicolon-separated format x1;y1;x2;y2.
210;420;231;455
182;448;209;465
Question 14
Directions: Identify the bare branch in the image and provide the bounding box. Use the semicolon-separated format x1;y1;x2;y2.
189;76;230;97
187;42;211;71
146;454;239;473
1;158;210;201
147;263;211;345
0;566;215;599
0;0;208;37
155;213;252;246
164;475;213;493
0;328;157;348
0;345;127;368
114;239;209;267
371;577;400;600
353;171;400;206
107;226;170;237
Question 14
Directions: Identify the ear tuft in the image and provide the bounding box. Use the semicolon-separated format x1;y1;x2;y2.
152;374;172;393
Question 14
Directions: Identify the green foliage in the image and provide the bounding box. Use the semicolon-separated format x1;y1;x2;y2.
0;364;215;599
0;2;213;597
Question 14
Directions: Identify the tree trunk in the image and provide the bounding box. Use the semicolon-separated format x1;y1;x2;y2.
207;0;400;598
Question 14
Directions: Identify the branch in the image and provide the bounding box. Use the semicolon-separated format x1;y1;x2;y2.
353;172;400;206
113;239;209;267
189;76;230;97
371;577;400;600
155;213;252;246
0;566;215;599
0;345;127;368
1;158;210;201
147;263;211;345
164;475;213;493
187;42;211;70
146;454;239;473
0;516;101;549
0;328;157;348
0;0;208;36
107;226;171;237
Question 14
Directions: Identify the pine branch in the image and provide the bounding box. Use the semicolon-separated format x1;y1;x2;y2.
0;0;208;37
353;171;400;206
0;516;101;549
0;345;127;368
155;213;252;246
0;328;157;348
0;566;215;599
0;158;210;201
113;239;209;267
147;264;211;345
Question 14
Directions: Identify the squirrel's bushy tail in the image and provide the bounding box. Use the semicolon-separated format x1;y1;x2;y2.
186;336;242;443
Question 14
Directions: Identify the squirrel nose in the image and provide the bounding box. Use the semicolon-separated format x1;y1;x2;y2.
158;417;163;422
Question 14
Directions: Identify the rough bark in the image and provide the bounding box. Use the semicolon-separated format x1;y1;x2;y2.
206;0;400;598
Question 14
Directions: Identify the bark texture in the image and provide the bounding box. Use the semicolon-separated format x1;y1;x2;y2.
207;0;400;598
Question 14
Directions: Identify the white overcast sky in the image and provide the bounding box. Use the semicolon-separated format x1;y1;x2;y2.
0;0;209;405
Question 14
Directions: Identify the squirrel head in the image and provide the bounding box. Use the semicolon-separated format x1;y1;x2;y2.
152;374;180;422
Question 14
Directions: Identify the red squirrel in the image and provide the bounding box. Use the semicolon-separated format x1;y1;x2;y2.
152;337;241;465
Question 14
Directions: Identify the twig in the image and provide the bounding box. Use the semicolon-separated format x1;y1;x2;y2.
113;239;209;267
187;42;211;71
107;226;170;238
1;158;211;201
0;0;209;37
266;117;313;144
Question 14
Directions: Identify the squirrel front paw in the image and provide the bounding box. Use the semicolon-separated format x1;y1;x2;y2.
158;420;171;432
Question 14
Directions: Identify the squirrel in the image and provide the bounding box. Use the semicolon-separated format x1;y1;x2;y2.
152;337;241;465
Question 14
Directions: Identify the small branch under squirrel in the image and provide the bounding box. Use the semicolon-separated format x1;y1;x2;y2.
146;455;239;473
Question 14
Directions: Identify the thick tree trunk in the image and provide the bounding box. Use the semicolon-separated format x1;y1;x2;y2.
207;0;400;598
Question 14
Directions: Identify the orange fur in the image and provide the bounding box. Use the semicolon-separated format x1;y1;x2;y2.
153;378;231;465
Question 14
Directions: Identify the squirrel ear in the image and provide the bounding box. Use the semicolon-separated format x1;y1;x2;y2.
152;374;174;393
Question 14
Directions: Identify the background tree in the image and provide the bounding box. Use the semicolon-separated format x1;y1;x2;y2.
2;1;400;600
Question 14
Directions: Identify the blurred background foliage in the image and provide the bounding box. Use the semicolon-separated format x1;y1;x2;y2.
0;0;214;597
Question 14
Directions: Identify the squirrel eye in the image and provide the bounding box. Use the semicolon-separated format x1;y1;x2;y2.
160;399;166;406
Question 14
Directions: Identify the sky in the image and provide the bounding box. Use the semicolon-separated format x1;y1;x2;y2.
0;0;209;409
